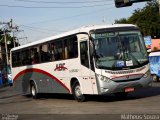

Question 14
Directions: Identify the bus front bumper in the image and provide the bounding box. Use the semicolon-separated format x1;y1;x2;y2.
97;74;152;94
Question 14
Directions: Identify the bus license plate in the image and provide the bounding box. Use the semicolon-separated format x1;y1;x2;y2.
125;88;134;92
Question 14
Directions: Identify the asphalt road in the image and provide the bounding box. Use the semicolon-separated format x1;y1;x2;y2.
0;82;160;120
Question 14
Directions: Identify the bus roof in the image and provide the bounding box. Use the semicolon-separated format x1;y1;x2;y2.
149;52;160;57
11;24;136;51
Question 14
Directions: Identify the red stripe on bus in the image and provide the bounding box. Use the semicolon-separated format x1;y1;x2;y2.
13;68;70;93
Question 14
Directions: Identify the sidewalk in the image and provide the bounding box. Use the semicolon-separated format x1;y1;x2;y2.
0;84;8;89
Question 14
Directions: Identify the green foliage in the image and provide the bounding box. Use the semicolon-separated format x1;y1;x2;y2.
0;34;12;44
115;1;160;36
115;18;129;24
0;33;16;51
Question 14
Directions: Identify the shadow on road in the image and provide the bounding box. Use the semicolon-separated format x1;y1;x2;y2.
25;93;74;101
0;94;21;99
0;89;7;93
1;82;160;102
23;84;160;102
88;86;160;102
0;99;32;105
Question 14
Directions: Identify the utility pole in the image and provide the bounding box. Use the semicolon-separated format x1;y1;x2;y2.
13;31;15;47
3;30;9;85
0;20;11;66
0;19;13;77
10;19;16;47
3;30;9;66
0;19;23;85
9;19;18;48
0;19;12;65
158;0;160;14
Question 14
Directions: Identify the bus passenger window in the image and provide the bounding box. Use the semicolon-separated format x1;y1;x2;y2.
12;53;16;67
49;43;58;61
39;45;46;62
30;48;39;64
16;52;21;67
39;44;50;63
63;36;78;59
68;36;78;58
21;50;30;65
12;52;21;67
80;41;89;68
56;41;63;60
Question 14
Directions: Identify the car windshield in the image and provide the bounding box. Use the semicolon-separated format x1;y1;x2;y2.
90;29;148;70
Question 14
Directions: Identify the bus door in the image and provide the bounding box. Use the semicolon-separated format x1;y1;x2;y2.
78;34;95;94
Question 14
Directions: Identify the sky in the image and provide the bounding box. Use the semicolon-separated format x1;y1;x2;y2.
0;0;146;45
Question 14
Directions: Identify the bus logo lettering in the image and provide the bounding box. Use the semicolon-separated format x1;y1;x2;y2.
54;63;68;71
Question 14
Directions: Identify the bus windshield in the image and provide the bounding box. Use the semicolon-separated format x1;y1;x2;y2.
90;30;148;70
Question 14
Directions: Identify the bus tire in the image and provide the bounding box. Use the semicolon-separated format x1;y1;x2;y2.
30;82;39;99
114;92;128;98
152;75;159;82
72;81;85;102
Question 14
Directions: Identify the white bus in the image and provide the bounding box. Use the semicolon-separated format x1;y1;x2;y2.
11;24;152;102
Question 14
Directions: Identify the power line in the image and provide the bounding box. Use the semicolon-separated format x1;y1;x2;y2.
20;6;114;36
22;26;55;34
15;0;112;4
17;6;114;41
0;3;113;9
22;6;114;25
21;25;66;32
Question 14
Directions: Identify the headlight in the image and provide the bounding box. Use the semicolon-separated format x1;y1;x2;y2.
96;74;111;83
143;71;150;78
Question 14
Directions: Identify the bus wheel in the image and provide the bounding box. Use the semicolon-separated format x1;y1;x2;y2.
152;75;159;82
114;92;128;98
30;82;39;99
72;81;85;102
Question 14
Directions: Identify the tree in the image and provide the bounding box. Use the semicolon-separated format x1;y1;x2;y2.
115;18;129;24
115;1;160;36
0;31;19;51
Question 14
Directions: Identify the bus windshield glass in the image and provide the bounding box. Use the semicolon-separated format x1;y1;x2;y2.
90;29;148;70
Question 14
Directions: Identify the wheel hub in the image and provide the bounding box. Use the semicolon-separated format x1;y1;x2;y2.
31;86;36;96
75;86;82;98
